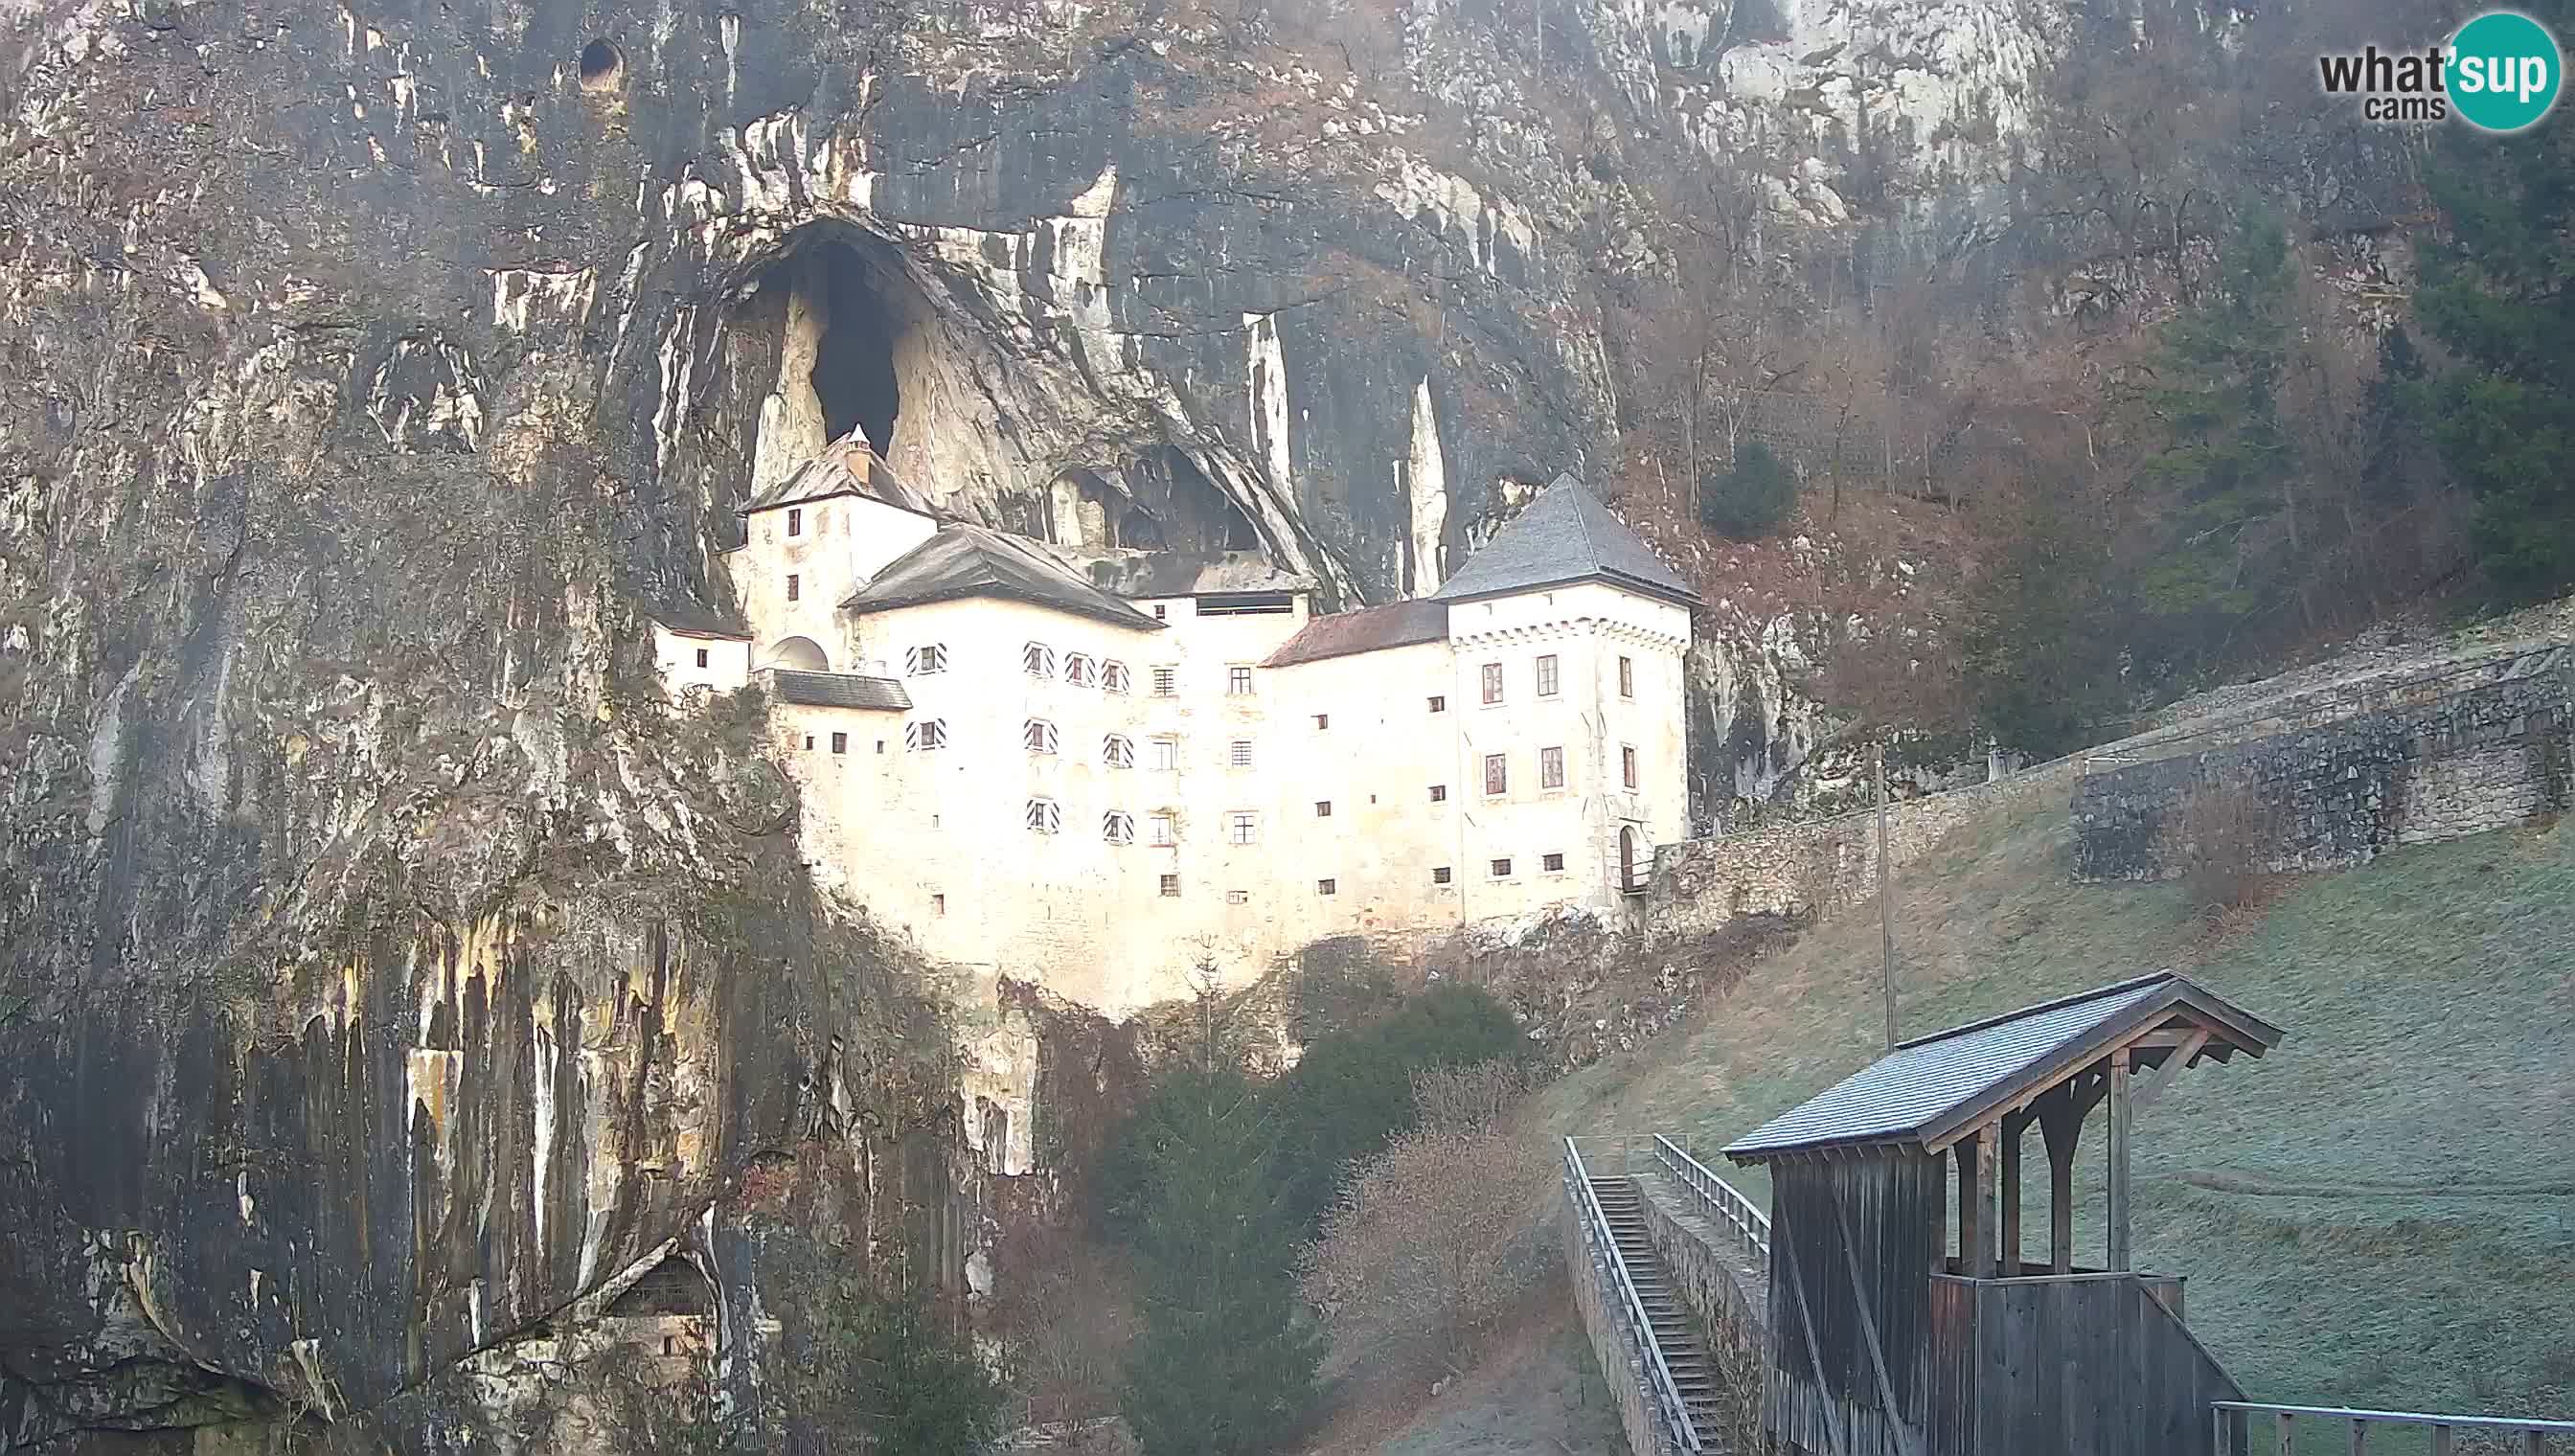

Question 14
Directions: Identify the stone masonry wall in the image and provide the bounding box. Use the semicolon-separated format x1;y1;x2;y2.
2073;655;2574;881
1647;759;2077;933
1635;1172;1770;1338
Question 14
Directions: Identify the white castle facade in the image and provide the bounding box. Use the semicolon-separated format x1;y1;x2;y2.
653;439;1699;1037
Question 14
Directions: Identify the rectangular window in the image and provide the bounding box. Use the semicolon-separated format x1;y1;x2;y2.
1432;866;1453;885
1063;654;1097;688
695;648;710;669
1313;714;1330;730
1537;653;1560;697
1025;798;1060;834
932;893;946;916
1316;878;1336;896
786;575;801;603
1490;857;1512;878
1481;662;1503;705
1103;661;1130;694
1103;811;1135;846
1159;874;1180;898
1228;665;1254;695
1151;665;1178;696
1229;740;1253;769
1151;738;1179;772
1023;719;1059;754
1427;694;1446;713
1540;745;1565;790
1228;812;1257;846
1429;784;1447;803
786;507;803;536
1227;889;1249;904
1618;655;1634;698
1153;603;1169;620
904;719;948;751
831;732;848;755
1543;853;1566;873
1314;801;1333;817
1484;753;1508;796
1103;734;1135;768
876;739;884;754
1623;744;1639;790
905;644;948;675
1149;812;1176;847
1022;642;1055;678
804;735;814;750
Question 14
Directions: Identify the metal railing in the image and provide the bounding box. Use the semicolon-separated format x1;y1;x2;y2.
1651;1134;1771;1263
1563;1138;1704;1453
2213;1401;2575;1454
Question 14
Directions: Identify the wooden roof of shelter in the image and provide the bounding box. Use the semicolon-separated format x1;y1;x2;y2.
1723;972;2283;1165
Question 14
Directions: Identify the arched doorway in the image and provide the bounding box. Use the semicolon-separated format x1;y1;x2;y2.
762;635;829;671
1619;826;1643;895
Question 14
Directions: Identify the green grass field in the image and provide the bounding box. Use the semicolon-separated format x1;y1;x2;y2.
1538;791;2575;1430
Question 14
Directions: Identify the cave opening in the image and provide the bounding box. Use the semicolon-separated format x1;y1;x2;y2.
808;241;904;460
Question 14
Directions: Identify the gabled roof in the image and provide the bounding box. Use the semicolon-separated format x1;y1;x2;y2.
1431;475;1700;608
1722;972;2284;1165
840;524;1166;631
646;600;751;640
1262;599;1449;668
767;670;912;711
741;435;934;517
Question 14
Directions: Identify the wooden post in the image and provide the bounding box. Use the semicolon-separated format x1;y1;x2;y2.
2108;1047;2132;1272
1954;1134;1982;1275
1999;1111;2026;1277
2039;1082;2085;1274
2277;1412;2295;1456
2350;1419;2368;1454
2430;1426;2451;1456
1973;1122;1999;1278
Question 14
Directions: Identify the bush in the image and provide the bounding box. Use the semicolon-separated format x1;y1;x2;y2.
1698;441;1799;539
796;1266;1005;1456
2179;783;2277;918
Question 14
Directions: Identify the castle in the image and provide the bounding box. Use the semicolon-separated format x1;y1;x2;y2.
652;437;1699;1030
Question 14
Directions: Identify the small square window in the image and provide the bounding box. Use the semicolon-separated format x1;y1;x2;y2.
1150;812;1176;846
1316;878;1336;896
1313;714;1330;730
1540;745;1565;790
1228;665;1254;695
786;507;803;536
1227;889;1249;904
1432;866;1453;885
1430;784;1447;803
906;644;948;675
932;893;946;916
1490;857;1513;878
1159;874;1181;898
1152;738;1180;772
1484;753;1508;796
1152;665;1178;696
786;575;801;603
1153;603;1169;619
1229;740;1254;769
1537;653;1560;697
1315;801;1333;817
1623;744;1639;790
830;732;848;755
1228;811;1258;846
1618;655;1634;698
804;735;814;750
1481;662;1503;704
695;648;710;669
1543;853;1566;873
1427;694;1446;713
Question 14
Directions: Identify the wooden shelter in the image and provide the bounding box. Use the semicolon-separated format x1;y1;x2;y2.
1722;971;2285;1456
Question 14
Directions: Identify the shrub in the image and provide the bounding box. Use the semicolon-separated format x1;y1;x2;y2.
2179;783;2278;918
1698;441;1799;539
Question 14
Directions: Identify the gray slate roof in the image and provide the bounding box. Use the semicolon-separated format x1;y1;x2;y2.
1430;475;1700;608
646;599;751;640
742;435;934;517
767;670;912;711
841;524;1166;631
1722;972;2283;1164
1263;599;1449;668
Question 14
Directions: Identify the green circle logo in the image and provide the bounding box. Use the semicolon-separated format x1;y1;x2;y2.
2450;11;2563;132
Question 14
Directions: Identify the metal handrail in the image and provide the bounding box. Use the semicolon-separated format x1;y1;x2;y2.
1564;1138;1704;1453
2212;1400;2575;1454
1651;1134;1771;1263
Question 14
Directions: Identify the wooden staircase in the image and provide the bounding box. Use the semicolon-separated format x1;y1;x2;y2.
1589;1174;1727;1442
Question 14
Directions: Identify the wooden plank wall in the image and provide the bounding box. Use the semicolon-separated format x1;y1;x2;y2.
1764;1155;1946;1456
1927;1273;2244;1456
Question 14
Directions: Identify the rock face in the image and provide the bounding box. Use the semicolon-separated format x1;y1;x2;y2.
0;0;2411;1447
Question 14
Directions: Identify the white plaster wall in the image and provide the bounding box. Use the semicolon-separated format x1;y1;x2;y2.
651;628;752;698
738;494;936;670
1271;639;1466;940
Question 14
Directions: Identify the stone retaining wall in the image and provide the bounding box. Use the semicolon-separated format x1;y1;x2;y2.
2073;655;2573;880
1634;1172;1770;1338
1560;1180;1680;1456
1647;760;2074;932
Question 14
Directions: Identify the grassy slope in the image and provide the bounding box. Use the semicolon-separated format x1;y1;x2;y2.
1538;790;2575;1420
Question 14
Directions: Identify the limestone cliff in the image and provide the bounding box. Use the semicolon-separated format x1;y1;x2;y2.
0;0;2419;1446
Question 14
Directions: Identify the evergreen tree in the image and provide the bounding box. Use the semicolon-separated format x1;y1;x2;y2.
1961;487;2131;761
1698;440;1800;539
2413;18;2575;603
789;1252;1004;1456
1117;1062;1322;1456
